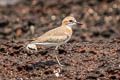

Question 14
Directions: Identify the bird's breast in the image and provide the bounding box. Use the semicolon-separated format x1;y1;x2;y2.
62;25;72;35
65;28;72;35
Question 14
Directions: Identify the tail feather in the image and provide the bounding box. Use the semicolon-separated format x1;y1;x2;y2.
25;39;38;52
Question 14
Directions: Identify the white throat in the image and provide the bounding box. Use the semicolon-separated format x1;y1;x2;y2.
66;24;73;30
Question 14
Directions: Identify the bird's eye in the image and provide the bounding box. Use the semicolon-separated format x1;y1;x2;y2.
69;20;73;22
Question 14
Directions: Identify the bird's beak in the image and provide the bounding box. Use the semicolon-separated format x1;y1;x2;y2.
75;22;82;25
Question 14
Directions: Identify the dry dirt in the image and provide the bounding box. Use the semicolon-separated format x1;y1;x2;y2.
0;0;120;80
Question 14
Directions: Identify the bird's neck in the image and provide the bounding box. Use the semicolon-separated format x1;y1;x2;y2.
66;24;73;30
61;24;73;35
62;24;72;30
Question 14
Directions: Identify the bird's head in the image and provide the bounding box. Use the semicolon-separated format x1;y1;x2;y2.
62;16;82;26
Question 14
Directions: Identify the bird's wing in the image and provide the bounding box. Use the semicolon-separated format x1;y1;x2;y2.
31;27;69;43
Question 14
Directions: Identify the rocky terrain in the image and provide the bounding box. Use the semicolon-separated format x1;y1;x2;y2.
0;0;120;80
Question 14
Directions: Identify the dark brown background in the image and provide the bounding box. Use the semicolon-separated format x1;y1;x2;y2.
0;0;120;80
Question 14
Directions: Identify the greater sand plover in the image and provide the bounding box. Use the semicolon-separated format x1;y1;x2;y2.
26;16;82;66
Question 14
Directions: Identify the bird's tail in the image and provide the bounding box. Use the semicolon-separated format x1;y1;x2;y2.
25;40;38;52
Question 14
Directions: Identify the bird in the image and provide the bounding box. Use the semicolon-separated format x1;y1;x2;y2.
26;16;82;67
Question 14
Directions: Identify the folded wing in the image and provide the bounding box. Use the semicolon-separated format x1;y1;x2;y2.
31;27;69;43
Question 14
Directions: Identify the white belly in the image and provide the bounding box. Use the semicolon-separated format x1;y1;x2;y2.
34;36;71;47
34;42;58;46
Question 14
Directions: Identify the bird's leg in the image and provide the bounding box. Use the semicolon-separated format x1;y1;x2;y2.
54;45;63;67
55;45;59;50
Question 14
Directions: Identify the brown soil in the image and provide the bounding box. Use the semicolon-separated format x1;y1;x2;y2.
0;0;120;80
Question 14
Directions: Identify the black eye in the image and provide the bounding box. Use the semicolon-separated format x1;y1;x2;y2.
69;20;73;22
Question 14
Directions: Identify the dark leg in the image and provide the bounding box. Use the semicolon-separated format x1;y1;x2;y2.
55;46;63;67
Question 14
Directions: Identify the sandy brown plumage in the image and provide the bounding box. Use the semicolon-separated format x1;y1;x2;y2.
31;25;72;44
26;16;82;67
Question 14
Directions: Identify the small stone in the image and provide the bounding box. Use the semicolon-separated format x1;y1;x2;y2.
51;15;56;20
30;25;35;34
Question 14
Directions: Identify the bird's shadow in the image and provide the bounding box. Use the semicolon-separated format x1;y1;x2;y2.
17;60;57;72
21;47;68;71
32;60;56;69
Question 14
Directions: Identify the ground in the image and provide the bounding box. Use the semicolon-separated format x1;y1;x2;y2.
0;0;120;80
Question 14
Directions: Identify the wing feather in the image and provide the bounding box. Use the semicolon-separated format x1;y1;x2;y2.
31;27;69;43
